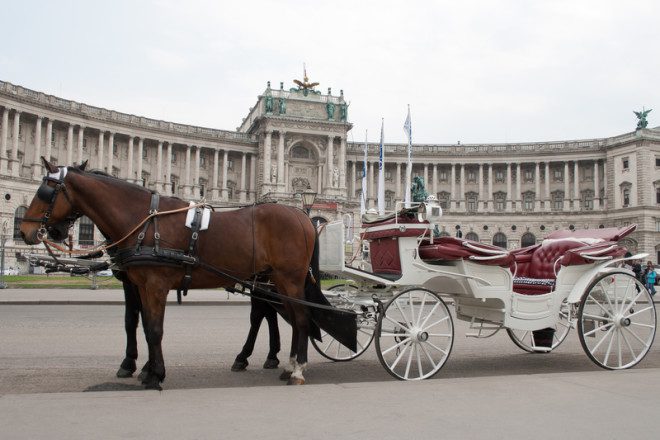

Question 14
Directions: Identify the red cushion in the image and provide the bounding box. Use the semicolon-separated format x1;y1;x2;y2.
419;237;513;266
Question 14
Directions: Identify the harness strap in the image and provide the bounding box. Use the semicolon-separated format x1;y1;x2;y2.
134;192;160;254
177;206;204;303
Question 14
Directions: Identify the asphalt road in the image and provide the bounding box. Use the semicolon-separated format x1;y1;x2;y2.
0;303;659;439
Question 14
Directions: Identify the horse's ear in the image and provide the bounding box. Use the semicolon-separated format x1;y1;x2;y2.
41;156;58;174
78;160;88;171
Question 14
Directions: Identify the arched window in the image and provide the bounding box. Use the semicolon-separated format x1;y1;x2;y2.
13;206;27;240
291;145;311;160
521;232;536;248
465;232;479;242
385;190;395;210
492;232;507;249
78;216;95;246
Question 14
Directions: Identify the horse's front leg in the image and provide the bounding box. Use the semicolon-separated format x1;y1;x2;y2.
117;281;141;378
279;318;297;381
138;286;168;390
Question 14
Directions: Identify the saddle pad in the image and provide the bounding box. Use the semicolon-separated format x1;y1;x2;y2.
185;202;211;231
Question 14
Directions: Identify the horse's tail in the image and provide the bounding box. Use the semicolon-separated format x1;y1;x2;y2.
305;224;358;352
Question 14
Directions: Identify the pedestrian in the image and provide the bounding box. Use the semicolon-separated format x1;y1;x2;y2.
632;259;643;282
644;261;657;296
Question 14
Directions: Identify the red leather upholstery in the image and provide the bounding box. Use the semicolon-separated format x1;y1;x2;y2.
369;238;402;275
559;242;627;266
419;237;513;267
545;225;636;242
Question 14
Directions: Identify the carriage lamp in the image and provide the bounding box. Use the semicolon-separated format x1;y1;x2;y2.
417;197;443;224
300;185;317;215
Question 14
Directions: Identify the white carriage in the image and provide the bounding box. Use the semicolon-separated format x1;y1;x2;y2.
318;200;657;380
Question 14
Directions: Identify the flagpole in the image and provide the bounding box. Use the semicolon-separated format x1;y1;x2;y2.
404;104;412;208
377;118;385;215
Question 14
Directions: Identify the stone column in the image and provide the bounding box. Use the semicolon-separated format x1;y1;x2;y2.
221;150;229;200
487;164;493;211
0;108;8;174
423;163;429;190
351;161;356;199
66;124;74;165
136;138;144;185
506;162;512;211
563;161;570;211
432;164;438;196
545;162;550;211
327;136;334;188
450;164;457;210
10;110;20;177
240;152;247;202
573;160;580;210
317;165;323;195
603;160;608;209
165;142;173;195
127;136;134;183
277;131;285;186
193;146;201;199
459;164;465;211
77;126;85;166
107;132;114;174
250;154;257;201
339;136;347;189
44;120;53;164
593;160;600;210
212;148;219;200
516;163;522;211
32;116;43;179
395;162;401;199
478;163;484;211
367;161;374;206
156;141;163;191
98;131;104;172
263;131;272;184
534;162;541;211
183;144;191;196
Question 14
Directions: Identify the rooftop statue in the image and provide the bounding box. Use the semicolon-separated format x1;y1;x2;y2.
411;176;429;202
634;108;652;129
292;64;320;97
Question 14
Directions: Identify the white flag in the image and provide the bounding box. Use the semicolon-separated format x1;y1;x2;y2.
360;131;368;216
377;119;385;215
403;105;412;208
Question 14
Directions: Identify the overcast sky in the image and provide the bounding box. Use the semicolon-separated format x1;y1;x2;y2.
2;0;659;145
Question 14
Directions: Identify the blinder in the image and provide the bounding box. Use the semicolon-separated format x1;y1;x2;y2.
37;176;59;203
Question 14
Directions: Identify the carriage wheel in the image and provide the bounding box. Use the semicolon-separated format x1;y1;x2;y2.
507;300;572;353
375;288;454;380
311;283;376;362
578;271;656;370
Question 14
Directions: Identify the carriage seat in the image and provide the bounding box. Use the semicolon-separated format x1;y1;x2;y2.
511;237;629;295
418;237;514;267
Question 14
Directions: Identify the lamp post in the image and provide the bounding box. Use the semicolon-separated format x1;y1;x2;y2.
300;185;317;216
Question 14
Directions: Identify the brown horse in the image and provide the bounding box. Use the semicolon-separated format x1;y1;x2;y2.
21;158;355;389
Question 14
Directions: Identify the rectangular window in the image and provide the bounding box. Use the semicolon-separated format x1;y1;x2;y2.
656;157;660;167
553;169;563;181
524;169;533;182
385;171;392;180
656;219;660;232
200;155;207;168
584;198;593;210
524;199;533;211
227;159;234;170
439;171;448;182
622;157;629;170
467;170;476;183
623;188;630;207
495;170;505;182
142;148;148;159
656;188;660;204
82;138;88;151
171;152;177;164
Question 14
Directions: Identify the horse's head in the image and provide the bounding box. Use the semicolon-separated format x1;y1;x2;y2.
20;157;88;245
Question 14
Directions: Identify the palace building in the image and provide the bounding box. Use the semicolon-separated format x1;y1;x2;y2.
1;77;659;271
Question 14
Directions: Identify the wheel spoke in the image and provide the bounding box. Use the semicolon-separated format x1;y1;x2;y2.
602;327;616;366
627;305;654;319
383;315;411;332
403;343;414;379
416;292;428;327
620;328;638;360
380;336;411;356
389;342;410;370
416;343;424;378
587;296;614;319
582;312;612;322
408;291;416;327
591;325;615;352
425;340;449;356
394;299;411;326
582;321;612;337
423;315;450;332
427;332;453;338
617;277;634;315
623;326;649;346
419;342;438;370
597;279;617;314
419;302;441;329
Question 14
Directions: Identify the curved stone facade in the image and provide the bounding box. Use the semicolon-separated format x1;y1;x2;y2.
1;79;659;271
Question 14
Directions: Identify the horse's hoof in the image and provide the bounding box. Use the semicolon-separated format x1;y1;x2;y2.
231;360;249;372
279;370;292;381
143;380;163;391
263;358;279;369
137;370;148;382
287;376;305;385
116;367;134;378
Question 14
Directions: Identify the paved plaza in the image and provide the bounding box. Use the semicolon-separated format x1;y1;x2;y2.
0;288;658;439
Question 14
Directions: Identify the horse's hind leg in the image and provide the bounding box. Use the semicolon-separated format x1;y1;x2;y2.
279;320;297;381
288;306;310;386
117;281;141;378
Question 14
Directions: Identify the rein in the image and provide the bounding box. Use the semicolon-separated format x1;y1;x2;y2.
39;202;206;256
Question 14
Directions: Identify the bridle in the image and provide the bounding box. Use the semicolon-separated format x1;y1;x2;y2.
22;167;81;242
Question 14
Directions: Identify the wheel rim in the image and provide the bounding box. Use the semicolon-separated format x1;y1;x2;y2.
311;283;375;362
578;272;656;370
508;300;572;353
376;288;454;380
